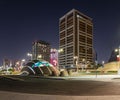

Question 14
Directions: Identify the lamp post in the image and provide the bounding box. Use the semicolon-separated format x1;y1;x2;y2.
21;59;25;68
115;46;120;74
95;60;98;78
58;48;63;69
27;53;32;60
82;58;85;71
74;56;78;72
102;61;104;67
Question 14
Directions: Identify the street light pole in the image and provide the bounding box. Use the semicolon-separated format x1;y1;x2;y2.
74;56;78;72
118;46;120;74
21;59;25;68
27;53;32;60
115;46;120;74
58;48;63;69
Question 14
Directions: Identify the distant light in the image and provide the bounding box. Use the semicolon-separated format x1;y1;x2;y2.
27;53;32;56
115;49;118;52
117;55;120;57
58;48;63;53
22;59;25;62
74;56;78;59
77;15;83;18
77;15;80;18
102;61;105;64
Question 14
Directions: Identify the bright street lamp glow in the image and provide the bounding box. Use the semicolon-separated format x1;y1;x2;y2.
115;49;118;52
27;53;32;57
58;48;63;53
22;59;25;62
74;56;78;59
117;55;120;57
82;58;85;62
102;61;105;64
27;53;32;60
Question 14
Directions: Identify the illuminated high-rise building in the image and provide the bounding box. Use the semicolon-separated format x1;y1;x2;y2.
32;40;50;62
59;9;93;67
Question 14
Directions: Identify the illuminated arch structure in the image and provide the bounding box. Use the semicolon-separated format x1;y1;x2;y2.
21;60;60;76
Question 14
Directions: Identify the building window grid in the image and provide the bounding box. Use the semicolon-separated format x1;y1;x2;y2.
79;21;86;32
66;61;73;64
60;31;66;38
59;60;65;62
67;16;73;21
67;14;73;28
66;58;73;61
66;53;73;56
60;39;65;45
67;27;73;36
79;31;86;36
60;18;65;24
59;57;65;60
87;25;92;34
59;60;65;63
67;20;73;28
59;10;93;66
87;33;93;37
79;42;86;46
60;23;65;31
60;26;65;32
67;25;74;30
60;22;65;26
87;48;92;54
59;56;65;59
67;35;73;44
79;35;86;43
66;43;73;47
87;43;92;47
67;46;73;54
87;38;92;45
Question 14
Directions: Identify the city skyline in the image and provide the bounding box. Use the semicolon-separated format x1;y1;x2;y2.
0;0;120;65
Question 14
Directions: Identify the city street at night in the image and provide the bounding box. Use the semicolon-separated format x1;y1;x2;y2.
1;0;120;100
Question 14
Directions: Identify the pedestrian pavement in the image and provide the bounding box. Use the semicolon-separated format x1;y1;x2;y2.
1;75;120;100
49;75;120;81
0;91;120;100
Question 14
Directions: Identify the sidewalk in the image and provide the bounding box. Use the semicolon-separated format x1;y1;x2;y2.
0;91;120;100
49;75;120;81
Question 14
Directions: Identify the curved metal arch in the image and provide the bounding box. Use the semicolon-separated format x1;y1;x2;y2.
26;66;36;75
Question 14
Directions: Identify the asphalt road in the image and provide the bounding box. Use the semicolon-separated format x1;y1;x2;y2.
0;75;120;96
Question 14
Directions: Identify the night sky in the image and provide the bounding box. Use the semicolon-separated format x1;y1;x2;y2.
0;0;120;65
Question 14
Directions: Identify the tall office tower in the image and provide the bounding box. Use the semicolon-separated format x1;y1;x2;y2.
59;9;93;67
32;40;50;62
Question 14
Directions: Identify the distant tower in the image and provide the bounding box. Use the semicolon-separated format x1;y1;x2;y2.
59;9;93;67
32;40;51;62
3;58;10;69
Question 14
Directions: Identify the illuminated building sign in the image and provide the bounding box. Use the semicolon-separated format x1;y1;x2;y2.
50;49;58;67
